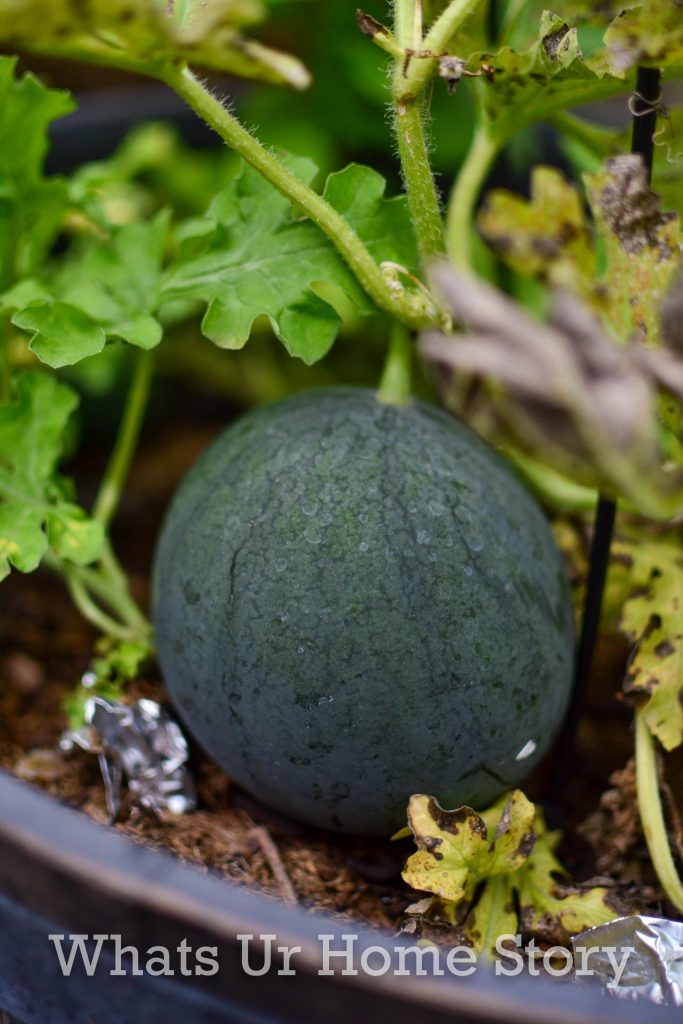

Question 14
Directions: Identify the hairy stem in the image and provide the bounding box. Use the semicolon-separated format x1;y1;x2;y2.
377;322;413;405
397;0;485;101
635;710;683;914
93;348;153;528
393;99;445;262
159;65;431;329
446;121;499;266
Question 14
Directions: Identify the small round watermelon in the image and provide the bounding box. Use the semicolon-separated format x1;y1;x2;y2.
153;387;574;835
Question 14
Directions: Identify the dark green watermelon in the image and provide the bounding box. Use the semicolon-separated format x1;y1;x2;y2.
152;387;574;835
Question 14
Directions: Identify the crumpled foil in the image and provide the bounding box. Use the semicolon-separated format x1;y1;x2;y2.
572;915;683;1005
61;696;197;821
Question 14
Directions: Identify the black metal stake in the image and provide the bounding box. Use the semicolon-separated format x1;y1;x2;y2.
549;65;662;796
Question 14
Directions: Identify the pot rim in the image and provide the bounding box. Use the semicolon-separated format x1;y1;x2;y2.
0;769;676;1024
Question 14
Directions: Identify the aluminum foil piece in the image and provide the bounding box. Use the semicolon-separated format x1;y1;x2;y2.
61;696;197;821
572;915;683;1005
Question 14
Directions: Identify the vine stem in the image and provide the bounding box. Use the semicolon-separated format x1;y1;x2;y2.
159;65;431;330
42;551;148;640
393;96;445;262
93;347;153;528
396;0;485;102
445;120;499;266
377;322;413;405
391;0;445;264
635;711;683;914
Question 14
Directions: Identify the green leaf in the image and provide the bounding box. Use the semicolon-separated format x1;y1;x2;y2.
0;0;310;89
617;537;683;751
9;212;169;366
12;303;106;368
0;372;104;579
402;790;621;954
162;160;418;364
0;57;74;290
64;634;154;730
470;12;627;142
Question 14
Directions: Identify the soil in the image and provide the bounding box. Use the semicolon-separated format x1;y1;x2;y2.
0;395;678;943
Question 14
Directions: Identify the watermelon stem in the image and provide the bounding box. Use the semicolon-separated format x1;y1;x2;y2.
378;322;413;405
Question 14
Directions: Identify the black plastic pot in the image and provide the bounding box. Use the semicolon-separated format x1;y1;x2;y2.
2;768;680;1024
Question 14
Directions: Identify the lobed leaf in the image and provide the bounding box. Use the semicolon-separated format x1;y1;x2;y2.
6;212;170;367
0;372;104;580
403;791;535;904
516;813;617;943
402;791;619;955
0;57;74;291
162;159;419;364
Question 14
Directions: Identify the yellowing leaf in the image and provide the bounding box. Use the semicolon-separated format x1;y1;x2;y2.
617;538;683;751
402;791;535;903
517;814;617;942
0;0;310;89
585;155;681;346
402;791;625;955
464;875;517;956
605;0;683;74
480;156;681;348
478;166;596;298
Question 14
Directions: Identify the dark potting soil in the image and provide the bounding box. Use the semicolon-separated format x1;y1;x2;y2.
0;407;676;945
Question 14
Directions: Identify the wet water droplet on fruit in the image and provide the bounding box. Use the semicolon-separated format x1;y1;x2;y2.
359;541;369;552
274;558;288;573
417;530;430;545
358;513;368;523
304;525;322;544
301;500;318;516
298;646;305;654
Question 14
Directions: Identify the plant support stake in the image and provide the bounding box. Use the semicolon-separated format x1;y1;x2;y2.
551;65;662;794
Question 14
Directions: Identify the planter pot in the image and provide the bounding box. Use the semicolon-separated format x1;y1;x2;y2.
1;83;670;1024
1;768;679;1024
